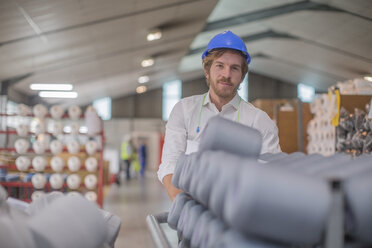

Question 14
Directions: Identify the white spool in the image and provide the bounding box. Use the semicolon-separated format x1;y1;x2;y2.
16;124;29;137
50;105;64;120
33;104;47;118
31;191;45;201
16;104;31;116
67;156;81;172
15;139;30;154
66;174;81;190
49;173;64;190
68;105;82;120
50;156;65;172
50;140;63;155
85;191;97;202
31;173;47;189
32;156;47;172
34;122;46;135
52;122;63;137
32;140;46;154
85;157;98;172
70;123;80;136
85;140;98;155
67;140;80;154
15;156;31;171
66;191;81;197
84;174;98;190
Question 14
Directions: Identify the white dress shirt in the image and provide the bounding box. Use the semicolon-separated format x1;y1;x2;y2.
157;92;281;183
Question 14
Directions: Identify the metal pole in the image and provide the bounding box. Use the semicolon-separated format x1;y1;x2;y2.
146;213;171;248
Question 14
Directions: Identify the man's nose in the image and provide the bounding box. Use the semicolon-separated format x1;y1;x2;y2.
221;67;231;78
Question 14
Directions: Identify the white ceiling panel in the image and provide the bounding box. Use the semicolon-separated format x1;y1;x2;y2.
1;0;372;106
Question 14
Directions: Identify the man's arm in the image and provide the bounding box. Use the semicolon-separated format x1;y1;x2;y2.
162;174;182;202
157;101;187;201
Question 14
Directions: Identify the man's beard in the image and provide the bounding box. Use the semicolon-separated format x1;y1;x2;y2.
208;77;239;99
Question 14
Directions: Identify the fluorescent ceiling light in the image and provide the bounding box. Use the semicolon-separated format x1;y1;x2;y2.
136;86;147;94
364;76;372;82
39;91;78;98
30;84;73;91
141;58;154;67
138;76;150;84
147;29;162;41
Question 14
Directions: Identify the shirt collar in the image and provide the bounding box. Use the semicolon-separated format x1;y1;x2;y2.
205;91;241;110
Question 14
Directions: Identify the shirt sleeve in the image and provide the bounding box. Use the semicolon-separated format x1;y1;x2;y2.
157;101;187;183
255;111;281;154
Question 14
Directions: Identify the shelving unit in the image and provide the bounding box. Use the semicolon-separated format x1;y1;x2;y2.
0;111;105;207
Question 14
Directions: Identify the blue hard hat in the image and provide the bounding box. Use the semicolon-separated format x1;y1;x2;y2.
202;30;251;64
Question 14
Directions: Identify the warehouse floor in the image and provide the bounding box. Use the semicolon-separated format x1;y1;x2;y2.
103;173;178;248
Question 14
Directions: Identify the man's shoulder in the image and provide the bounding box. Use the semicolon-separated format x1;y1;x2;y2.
241;100;273;122
179;94;205;107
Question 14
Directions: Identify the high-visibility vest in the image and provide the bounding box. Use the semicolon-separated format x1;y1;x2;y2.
120;142;131;160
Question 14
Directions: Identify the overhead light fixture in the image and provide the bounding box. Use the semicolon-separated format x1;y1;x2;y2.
141;58;154;67
147;28;162;41
138;76;150;84
136;86;147;94
364;76;372;82
30;84;73;91
39;91;78;98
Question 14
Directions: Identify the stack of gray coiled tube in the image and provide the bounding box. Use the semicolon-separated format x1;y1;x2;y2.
167;116;372;248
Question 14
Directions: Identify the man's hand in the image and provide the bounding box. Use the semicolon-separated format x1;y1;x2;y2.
162;174;182;202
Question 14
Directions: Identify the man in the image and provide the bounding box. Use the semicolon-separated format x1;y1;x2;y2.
158;31;281;201
117;135;133;184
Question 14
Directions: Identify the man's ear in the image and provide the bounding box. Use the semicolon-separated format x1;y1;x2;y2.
204;68;209;79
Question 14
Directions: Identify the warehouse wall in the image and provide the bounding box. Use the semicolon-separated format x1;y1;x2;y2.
248;72;297;101
110;72;297;118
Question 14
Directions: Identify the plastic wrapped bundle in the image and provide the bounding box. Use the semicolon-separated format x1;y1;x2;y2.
363;134;372;154
224;163;331;246
353;109;366;131
199;116;262;158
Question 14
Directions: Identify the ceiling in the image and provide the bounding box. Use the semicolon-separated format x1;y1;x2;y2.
1;0;371;106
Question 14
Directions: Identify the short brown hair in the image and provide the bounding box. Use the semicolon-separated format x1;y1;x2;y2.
202;48;249;82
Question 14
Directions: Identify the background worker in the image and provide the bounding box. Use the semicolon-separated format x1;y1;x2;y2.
157;31;281;201
117;135;133;184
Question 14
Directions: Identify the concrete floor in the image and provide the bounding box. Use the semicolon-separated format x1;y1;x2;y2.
103;173;178;248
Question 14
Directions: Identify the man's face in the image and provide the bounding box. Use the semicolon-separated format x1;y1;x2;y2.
205;51;244;100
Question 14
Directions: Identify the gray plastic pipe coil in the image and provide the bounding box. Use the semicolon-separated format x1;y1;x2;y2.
167;192;192;230
198;116;262;158
258;152;288;162
28;195;107;248
343;170;372;245
266;152;306;165
182;204;206;242
208;153;247;218
177;200;196;238
224;163;331;246
215;230;287;248
190;211;214;248
201;218;226;248
178;153;200;193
